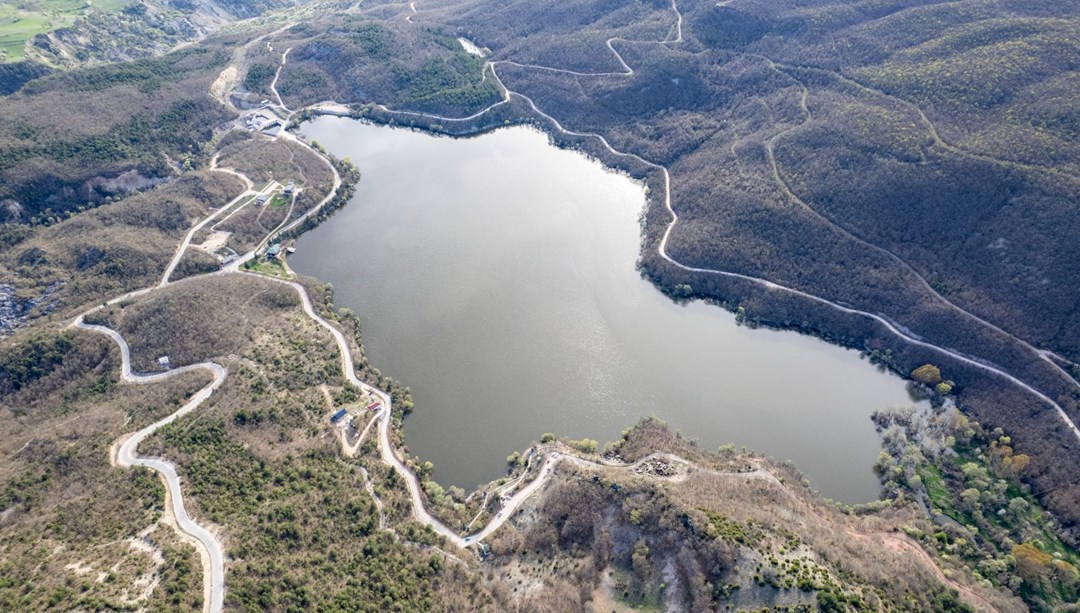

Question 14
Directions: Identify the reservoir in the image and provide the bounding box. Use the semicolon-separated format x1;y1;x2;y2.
292;118;919;503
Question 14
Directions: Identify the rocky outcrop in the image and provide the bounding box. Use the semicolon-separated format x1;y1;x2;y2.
0;282;63;338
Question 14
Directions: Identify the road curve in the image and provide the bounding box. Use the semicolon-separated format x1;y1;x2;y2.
333;0;1080;444
70;316;227;613
225;133;343;271
252;273;471;546
504;11;1080;447
159;186;264;287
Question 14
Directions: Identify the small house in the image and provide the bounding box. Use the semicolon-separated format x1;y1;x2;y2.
255;194;269;206
283;181;295;195
265;244;281;259
330;408;349;423
158;356;170;368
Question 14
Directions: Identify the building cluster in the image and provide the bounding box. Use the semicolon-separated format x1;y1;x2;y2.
243;109;281;132
328;399;383;426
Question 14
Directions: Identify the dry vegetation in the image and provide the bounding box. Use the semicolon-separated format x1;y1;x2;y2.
0;328;210;611
170;248;224;282
108;273;494;610
2;0;1079;609
486;419;1023;612
0;46;238;223
362;0;1080;541
0;268;1064;611
217;135;334;202
0;170;245;329
209;135;336;252
91;274;315;373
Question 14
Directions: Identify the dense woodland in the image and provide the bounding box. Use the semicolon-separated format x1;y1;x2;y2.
0;46;235;224
284;0;1080;544
242;18;503;116
1;0;1079;609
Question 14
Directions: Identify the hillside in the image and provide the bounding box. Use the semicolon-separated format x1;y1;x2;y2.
0;44;235;224
1;0;1079;610
0;295;1040;609
263;0;1080;542
1;0;303;69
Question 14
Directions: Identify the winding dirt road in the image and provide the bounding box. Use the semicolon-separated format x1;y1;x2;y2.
69;11;1069;609
70;315;227;613
345;0;1080;446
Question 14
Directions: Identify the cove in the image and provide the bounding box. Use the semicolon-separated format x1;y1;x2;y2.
292;117;919;503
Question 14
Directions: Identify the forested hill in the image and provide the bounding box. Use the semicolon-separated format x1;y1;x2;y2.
258;0;1080;536
1;0;1079;610
438;0;1080;367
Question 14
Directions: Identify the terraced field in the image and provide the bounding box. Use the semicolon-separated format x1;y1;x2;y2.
0;0;134;61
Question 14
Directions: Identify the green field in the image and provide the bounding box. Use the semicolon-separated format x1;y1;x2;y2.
0;0;134;61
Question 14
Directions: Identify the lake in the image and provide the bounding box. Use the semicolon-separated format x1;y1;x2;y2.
292;117;919;503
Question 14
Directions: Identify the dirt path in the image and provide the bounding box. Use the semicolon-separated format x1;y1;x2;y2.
210;23;294;112
159;184;269;287
70;315;228;613
269;47;292;112
847;529;1002;612
315;0;1079;442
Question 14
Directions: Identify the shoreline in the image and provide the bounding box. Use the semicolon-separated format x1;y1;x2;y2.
286;115;904;506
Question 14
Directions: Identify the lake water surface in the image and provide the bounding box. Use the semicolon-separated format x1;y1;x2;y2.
293;118;919;503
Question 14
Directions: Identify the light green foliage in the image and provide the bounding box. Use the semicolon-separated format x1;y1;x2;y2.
911;363;943;385
567;437;598;454
0;0;135;61
875;407;1079;608
703;511;757;546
